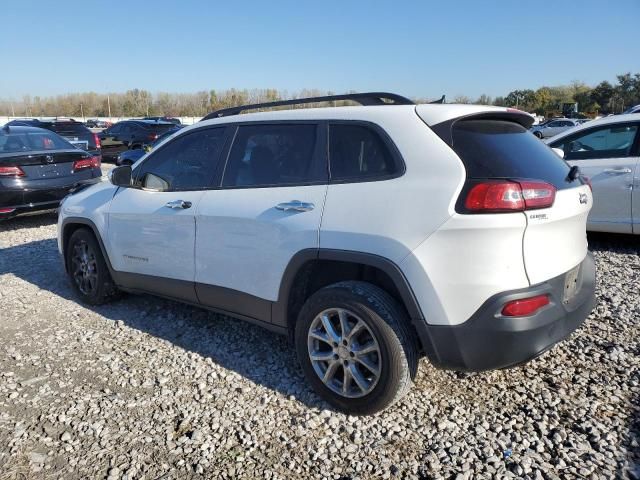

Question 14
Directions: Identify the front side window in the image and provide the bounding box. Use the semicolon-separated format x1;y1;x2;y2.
222;124;320;187
550;123;639;160
328;124;398;181
133;128;226;191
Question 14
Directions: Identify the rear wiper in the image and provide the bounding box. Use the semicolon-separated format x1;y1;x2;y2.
567;165;580;182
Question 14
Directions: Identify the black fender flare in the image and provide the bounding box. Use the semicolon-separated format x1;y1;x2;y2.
60;217;116;277
273;248;428;333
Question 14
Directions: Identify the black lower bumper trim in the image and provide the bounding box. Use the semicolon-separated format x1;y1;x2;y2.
420;253;596;372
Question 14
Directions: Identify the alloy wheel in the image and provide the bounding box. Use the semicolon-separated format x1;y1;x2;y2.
307;308;382;398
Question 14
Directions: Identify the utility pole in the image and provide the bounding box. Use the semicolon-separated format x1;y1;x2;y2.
11;102;15;117
80;103;84;121
107;95;112;118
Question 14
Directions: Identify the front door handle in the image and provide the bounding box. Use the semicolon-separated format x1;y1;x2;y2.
603;168;632;175
275;200;314;212
165;199;192;209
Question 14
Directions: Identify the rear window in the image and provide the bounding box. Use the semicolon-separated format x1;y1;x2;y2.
0;131;72;155
451;120;572;189
51;122;90;135
147;123;177;133
328;124;400;181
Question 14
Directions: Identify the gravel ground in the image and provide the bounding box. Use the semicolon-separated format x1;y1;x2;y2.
0;210;638;479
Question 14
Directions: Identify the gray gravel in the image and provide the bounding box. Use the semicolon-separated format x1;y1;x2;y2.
0;212;638;480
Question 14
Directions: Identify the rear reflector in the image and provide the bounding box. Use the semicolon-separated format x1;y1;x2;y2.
464;180;555;213
501;294;550;317
0;166;25;177
73;156;101;171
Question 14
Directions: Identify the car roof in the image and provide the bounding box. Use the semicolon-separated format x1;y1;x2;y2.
544;113;640;143
193;104;528;131
1;125;59;134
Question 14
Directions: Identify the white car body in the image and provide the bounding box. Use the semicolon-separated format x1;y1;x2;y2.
57;100;596;380
531;118;580;138
546;113;640;234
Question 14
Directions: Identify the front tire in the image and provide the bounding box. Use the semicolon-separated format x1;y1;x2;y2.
534;131;543;139
66;228;118;305
295;281;418;414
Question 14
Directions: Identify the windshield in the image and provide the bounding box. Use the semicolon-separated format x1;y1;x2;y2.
0;130;73;155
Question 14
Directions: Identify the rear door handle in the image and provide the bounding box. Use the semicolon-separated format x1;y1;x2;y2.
603;168;632;175
165;199;192;209
275;200;314;212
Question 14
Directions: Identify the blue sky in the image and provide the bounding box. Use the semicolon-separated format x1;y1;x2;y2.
2;0;638;100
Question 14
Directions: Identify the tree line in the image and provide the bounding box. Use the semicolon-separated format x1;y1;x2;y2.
1;73;638;118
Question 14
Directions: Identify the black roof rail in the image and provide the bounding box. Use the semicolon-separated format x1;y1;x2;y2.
429;95;446;104
201;92;415;121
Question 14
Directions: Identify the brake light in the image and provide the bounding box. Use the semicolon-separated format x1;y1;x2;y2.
93;133;101;149
502;294;550;317
0;166;25;177
73;156;101;171
464;180;555;213
148;133;158;141
519;181;556;209
0;208;16;214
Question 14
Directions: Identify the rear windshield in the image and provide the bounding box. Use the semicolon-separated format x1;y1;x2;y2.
451;120;572;189
145;123;176;133
0;131;72;155
50;123;90;135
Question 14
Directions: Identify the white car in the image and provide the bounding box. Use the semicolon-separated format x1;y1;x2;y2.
546;113;640;234
531;118;581;138
57;93;596;414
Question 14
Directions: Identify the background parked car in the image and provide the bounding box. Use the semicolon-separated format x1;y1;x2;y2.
6;118;101;160
531;118;580;138
116;126;182;165
143;116;182;125
99;120;176;161
0;125;101;220
623;105;640;114
85;119;111;129
546;113;640;234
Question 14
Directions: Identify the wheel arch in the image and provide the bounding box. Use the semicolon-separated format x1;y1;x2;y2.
61;217;115;276
274;249;430;352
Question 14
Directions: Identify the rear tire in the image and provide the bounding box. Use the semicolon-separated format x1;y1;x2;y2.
66;228;118;305
295;281;418;414
534;131;543;139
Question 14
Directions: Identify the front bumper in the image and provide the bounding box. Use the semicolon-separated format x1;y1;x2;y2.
420;253;596;372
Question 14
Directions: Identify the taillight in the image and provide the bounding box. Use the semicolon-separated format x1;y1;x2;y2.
0;208;16;214
0;166;25;177
582;176;592;191
464;180;555;213
501;294;550;317
93;133;101;149
148;133;158;141
73;156;101;171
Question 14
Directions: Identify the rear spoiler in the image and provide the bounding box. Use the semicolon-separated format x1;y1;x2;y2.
430;110;534;147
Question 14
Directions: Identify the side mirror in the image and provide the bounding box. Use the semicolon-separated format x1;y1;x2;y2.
109;165;132;187
552;147;565;159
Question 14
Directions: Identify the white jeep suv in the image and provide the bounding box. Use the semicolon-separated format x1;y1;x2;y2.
57;93;596;414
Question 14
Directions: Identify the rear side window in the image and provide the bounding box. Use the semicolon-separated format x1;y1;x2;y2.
52;123;90;135
222;124;322;187
550;123;639;160
328;124;399;181
133;128;225;191
451;120;572;189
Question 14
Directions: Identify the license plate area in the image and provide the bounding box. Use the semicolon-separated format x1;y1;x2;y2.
563;264;581;304
37;164;68;178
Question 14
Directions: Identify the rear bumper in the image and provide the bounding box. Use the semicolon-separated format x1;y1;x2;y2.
420;253;596;371
0;178;101;220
